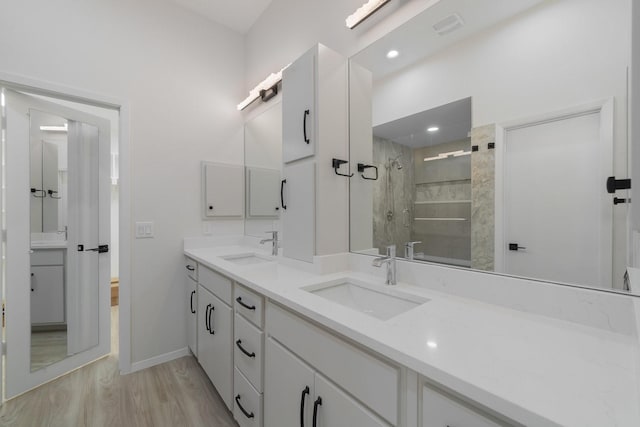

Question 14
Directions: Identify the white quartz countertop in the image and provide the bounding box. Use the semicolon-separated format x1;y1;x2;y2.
184;245;640;427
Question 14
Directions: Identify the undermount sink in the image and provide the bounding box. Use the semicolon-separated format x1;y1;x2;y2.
304;278;428;321
220;252;274;265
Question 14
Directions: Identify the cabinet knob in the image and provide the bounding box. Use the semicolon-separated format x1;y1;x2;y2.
209;205;213;210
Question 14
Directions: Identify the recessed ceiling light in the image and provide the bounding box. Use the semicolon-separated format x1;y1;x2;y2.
427;126;439;132
386;50;399;59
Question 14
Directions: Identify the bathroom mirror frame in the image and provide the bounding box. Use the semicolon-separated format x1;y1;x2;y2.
347;0;638;296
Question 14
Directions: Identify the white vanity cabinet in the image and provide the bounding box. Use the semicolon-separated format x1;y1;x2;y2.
197;265;234;410
30;249;65;325
421;384;504;427
233;284;266;427
281;44;349;263
264;302;398;427
185;258;198;357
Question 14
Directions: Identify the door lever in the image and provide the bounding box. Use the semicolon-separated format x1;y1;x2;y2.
508;243;526;251
85;245;109;253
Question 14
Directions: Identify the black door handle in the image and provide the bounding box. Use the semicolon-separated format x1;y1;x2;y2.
236;297;256;311
606;176;631;193
85;245;109;253
186;265;195;271
281;179;287;210
312;396;322;427
300;386;310;427
508;243;526;251
190;290;196;314
208;304;215;335
204;304;211;332
235;340;256;358
235;395;255;419
303;109;310;144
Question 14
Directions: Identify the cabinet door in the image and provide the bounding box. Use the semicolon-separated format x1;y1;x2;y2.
421;385;502;427
202;162;244;218
30;265;65;324
247;167;281;218
186;276;197;357
283;48;315;163
282;162;315;263
264;337;315;427
313;373;389;427
197;285;233;410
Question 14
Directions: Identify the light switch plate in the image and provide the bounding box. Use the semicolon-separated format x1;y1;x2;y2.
135;221;154;238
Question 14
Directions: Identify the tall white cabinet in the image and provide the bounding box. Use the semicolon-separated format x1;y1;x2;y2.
281;44;349;263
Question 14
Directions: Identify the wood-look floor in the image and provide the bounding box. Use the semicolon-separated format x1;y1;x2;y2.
0;307;238;427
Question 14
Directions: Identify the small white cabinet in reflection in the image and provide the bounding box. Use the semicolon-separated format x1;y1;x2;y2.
30;249;65;325
202;162;244;218
246;167;280;218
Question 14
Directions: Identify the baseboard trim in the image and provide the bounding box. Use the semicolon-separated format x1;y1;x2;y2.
130;347;190;373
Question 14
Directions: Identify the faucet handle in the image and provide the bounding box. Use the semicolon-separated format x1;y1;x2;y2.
265;230;278;237
386;244;396;257
405;241;421;247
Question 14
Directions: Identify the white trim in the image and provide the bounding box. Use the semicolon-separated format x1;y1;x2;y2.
494;98;615;287
0;72;132;375
130;347;190;373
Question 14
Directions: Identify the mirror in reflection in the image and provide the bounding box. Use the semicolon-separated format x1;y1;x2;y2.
349;0;631;292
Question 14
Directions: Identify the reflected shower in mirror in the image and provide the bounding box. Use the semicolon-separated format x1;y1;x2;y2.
349;0;633;293
244;101;283;240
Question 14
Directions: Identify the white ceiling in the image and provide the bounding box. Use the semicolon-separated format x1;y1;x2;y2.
169;0;273;33
373;97;471;149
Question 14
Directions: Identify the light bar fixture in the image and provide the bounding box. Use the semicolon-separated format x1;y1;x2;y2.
424;149;471;162
237;64;290;111
346;0;391;29
40;123;68;132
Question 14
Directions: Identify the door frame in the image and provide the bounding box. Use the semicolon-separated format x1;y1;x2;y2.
494;98;614;284
0;72;133;378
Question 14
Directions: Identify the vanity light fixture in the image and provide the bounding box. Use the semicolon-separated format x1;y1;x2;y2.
386;49;399;59
346;0;391;29
427;126;439;132
237;64;290;111
424;149;471;162
39;123;68;132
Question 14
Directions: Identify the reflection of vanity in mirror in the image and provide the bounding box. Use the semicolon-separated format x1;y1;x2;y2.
243;101;282;242
349;0;631;293
29;110;69;371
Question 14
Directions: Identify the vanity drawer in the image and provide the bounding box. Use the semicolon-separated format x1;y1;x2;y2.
266;302;399;425
234;367;263;427
421;384;503;427
199;265;232;305
234;313;264;392
31;249;64;266
184;257;198;281
235;284;264;328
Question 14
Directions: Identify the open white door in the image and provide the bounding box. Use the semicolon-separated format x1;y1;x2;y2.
3;88;111;399
499;103;613;288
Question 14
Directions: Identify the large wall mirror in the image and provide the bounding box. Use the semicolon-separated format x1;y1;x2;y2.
243;100;283;240
349;0;635;294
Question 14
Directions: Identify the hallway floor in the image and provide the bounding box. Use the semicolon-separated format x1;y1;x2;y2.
0;307;237;427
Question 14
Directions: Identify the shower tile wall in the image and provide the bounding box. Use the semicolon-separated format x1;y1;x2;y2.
413;140;471;264
372;136;414;254
470;125;496;271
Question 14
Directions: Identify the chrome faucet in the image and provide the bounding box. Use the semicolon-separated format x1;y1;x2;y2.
372;244;397;285
404;241;421;260
260;231;279;256
57;225;68;241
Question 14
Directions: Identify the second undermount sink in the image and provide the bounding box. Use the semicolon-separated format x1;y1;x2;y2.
303;278;428;321
220;252;274;265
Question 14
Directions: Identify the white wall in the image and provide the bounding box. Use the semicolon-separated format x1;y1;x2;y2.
0;0;245;365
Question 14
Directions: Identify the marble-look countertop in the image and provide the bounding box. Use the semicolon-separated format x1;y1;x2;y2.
184;245;640;427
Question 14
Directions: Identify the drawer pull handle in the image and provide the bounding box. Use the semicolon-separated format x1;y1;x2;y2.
236;297;256;311
208;304;215;334
312;396;322;427
300;386;310;427
186;265;195;271
235;394;255;419
303;109;310;144
190;290;196;314
236;340;256;358
204;304;211;332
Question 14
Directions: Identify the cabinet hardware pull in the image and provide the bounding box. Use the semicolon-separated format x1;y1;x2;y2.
235;395;255;419
190;290;196;314
235;339;256;358
205;304;211;332
281;179;287;210
300;386;310;427
236;297;256;311
186;265;195;271
312;396;322;427
208;304;215;334
303;109;310;144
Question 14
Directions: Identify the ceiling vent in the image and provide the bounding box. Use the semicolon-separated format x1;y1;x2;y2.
433;13;464;36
